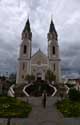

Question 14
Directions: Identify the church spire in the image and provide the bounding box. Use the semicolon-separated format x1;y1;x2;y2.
22;18;32;40
49;19;56;33
48;19;58;40
23;18;31;33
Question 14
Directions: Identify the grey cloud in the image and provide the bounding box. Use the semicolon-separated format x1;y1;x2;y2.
61;41;80;57
61;40;80;74
0;0;80;77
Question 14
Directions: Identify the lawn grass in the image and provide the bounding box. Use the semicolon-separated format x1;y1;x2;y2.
0;96;32;118
56;99;80;117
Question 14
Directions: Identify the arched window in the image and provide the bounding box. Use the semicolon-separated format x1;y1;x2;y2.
52;46;55;55
23;45;27;54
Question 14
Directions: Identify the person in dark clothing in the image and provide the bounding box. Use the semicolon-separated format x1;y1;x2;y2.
42;90;47;108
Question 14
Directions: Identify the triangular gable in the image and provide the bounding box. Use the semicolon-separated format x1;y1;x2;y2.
31;49;48;65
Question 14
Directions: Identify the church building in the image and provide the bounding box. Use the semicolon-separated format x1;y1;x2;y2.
16;18;61;84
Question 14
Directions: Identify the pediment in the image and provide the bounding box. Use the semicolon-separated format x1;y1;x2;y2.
31;49;48;65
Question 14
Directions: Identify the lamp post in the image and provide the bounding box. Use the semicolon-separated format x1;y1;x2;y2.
7;117;11;125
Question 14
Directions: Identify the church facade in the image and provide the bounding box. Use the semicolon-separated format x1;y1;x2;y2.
16;19;61;84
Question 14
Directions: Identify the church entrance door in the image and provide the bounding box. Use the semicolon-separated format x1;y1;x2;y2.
37;77;41;80
37;73;42;80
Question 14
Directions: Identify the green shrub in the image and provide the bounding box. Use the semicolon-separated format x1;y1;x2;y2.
66;83;75;88
26;83;54;96
56;99;80;117
68;88;80;102
0;96;32;117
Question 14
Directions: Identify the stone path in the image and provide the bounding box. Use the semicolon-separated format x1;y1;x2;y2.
18;96;64;125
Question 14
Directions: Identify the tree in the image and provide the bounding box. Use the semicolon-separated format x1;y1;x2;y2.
9;73;16;84
25;74;35;83
45;70;56;83
68;88;80;102
0;76;6;96
30;74;35;81
58;84;67;100
0;75;15;96
1;76;6;81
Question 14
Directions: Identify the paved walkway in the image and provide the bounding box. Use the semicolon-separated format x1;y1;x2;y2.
18;96;64;125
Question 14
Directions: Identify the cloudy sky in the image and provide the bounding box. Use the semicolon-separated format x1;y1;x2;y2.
0;0;80;77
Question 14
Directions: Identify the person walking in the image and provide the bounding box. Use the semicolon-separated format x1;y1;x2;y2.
42;90;47;108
